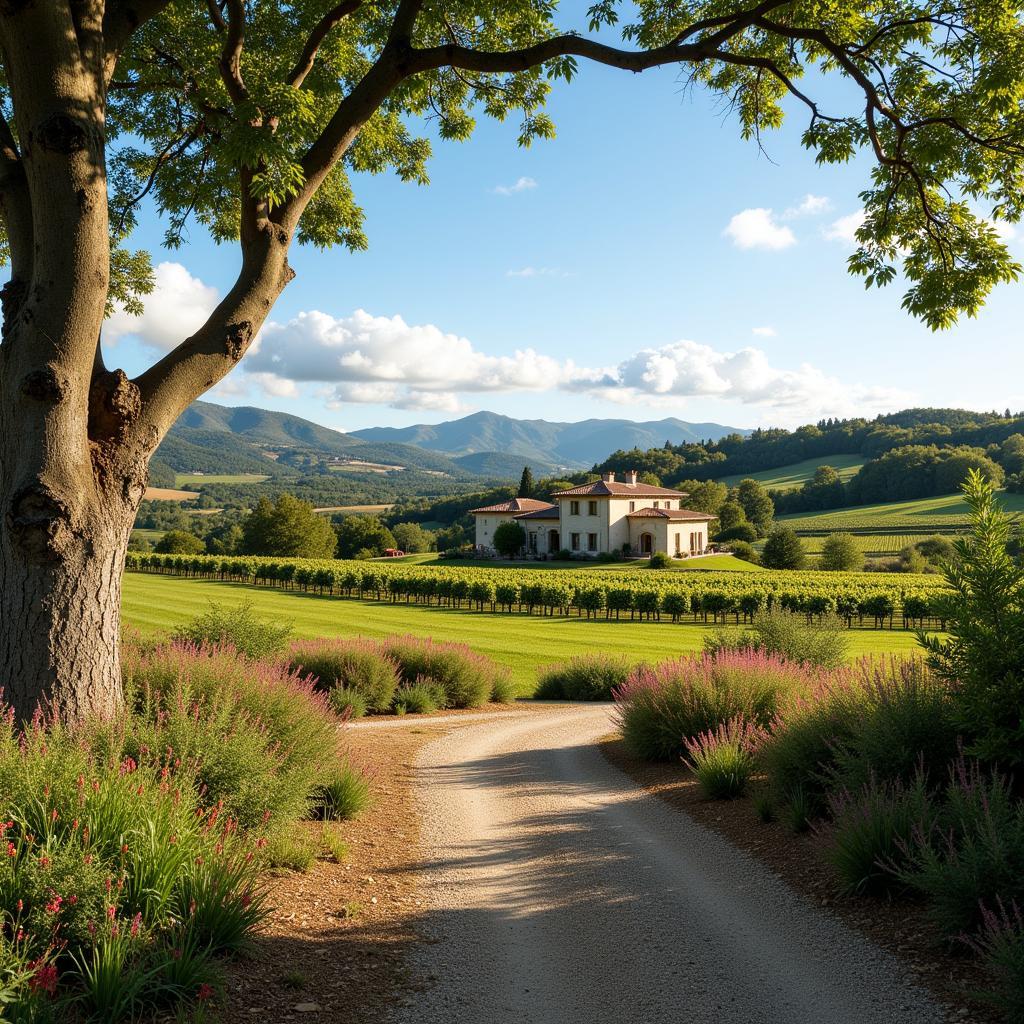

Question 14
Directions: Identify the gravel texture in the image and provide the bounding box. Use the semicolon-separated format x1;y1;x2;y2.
390;705;949;1024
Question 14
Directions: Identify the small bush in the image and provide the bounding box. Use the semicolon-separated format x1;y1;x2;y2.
535;654;633;702
380;635;499;708
328;686;369;719
263;831;317;872
827;772;936;897
705;608;848;669
286;638;399;713
683;717;765;799
313;763;372;821
614;649;815;761
392;680;445;715
827;658;958;792
968;899;1024;1020
171;600;292;660
489;671;517;704
121;642;342;831
647;552;672;569
897;758;1024;939
727;540;759;564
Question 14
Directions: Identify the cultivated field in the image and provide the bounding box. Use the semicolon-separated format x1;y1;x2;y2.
798;533;941;556
718;454;865;491
174;473;269;485
142;486;200;501
379;552;764;572
121;573;924;694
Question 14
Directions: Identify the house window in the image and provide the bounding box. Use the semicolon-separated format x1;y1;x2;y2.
629;501;635;512
588;500;598;516
653;501;659;509
570;500;580;516
571;532;581;551
587;533;598;552
679;500;685;510
675;533;681;555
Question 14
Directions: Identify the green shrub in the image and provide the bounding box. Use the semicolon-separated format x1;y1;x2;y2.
286;638;399;712
827;658;958;792
919;470;1024;768
120;642;342;831
262;831;318;872
392;681;445;715
683;717;764;799
313;763;372;821
614;649;815;761
170;600;292;660
328;686;369;719
379;635;498;708
705;608;848;669
534;654;633;701
761;526;807;569
727;540;759;564
898;759;1024;939
826;772;935;896
969;899;1024;1020
489;671;517;704
647;552;672;569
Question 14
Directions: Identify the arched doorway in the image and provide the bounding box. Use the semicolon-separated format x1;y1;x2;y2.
640;532;653;554
548;529;560;553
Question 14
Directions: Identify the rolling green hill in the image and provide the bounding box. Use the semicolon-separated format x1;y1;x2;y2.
779;489;1024;532
718;454;866;491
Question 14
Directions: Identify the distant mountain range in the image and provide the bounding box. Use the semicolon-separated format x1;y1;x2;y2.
352;410;746;469
151;402;747;484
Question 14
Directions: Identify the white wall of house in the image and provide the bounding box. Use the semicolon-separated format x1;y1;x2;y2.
475;513;515;550
556;498;607;555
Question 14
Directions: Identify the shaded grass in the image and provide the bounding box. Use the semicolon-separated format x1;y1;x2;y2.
122;575;926;697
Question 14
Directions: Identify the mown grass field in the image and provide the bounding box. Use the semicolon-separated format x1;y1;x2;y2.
718;454;865;491
174;473;269;485
779;489;1024;532
121;573;925;696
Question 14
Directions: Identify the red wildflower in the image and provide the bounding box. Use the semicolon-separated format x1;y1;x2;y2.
28;961;57;996
196;983;215;1002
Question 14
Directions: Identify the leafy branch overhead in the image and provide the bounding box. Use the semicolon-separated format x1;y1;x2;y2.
5;1;1024;347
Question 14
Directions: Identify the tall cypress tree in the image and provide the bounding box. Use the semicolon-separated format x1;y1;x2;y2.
518;466;535;499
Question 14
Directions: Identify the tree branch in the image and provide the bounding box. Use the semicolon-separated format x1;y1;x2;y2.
218;0;249;105
288;2;363;88
102;0;175;82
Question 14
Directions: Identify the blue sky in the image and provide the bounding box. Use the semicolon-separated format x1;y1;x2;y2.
104;14;1024;435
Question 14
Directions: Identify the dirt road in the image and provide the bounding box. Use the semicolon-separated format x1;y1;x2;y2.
388;705;947;1024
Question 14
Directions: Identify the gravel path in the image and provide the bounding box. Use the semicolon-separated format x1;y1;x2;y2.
389;705;948;1024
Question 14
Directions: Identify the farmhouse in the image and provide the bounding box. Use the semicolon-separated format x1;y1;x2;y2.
470;471;716;558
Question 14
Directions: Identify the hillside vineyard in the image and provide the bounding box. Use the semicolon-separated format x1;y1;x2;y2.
128;554;950;629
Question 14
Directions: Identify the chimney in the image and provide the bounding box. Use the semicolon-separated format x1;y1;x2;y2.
627;470;638;485
602;471;616;483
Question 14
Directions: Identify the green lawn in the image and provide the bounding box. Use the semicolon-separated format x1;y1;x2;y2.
718;454;865;492
376;552;763;572
122;573;925;696
780;489;1024;532
174;473;269;486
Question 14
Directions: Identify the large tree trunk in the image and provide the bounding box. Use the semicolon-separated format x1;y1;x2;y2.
0;369;148;722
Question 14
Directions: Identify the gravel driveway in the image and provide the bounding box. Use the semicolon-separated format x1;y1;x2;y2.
388;705;948;1024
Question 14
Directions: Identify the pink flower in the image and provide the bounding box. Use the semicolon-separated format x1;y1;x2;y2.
28;961;57;996
196;983;215;1001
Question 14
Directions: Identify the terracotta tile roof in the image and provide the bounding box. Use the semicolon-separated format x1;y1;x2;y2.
469;497;557;515
626;507;717;521
551;480;689;498
513;506;561;520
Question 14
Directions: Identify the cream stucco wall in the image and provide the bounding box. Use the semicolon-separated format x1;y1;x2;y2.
475;513;516;550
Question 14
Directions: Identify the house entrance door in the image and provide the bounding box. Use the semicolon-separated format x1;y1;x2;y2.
548;530;560;553
640;532;653;554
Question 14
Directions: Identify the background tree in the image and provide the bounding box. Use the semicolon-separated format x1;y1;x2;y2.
518;466;535;499
677;480;728;516
334;514;396;560
391;521;434;553
734;479;774;537
715;500;748;536
4;2;1024;720
242;494;337;558
819;533;864;572
154;530;205;555
435;523;468;553
493;521;526;559
761;526;808;570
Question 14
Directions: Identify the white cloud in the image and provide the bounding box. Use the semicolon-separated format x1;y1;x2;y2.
505;266;569;278
246;309;569;411
988;218;1017;243
824;209;867;244
723;208;797;251
752;326;777;337
104;261;219;352
563;339;911;421
493;176;537;196
783;194;832;219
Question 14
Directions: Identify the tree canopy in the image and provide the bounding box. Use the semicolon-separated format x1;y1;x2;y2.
242;493;337;557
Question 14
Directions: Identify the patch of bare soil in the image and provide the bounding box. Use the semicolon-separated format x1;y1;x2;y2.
219;725;435;1022
601;737;999;1024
